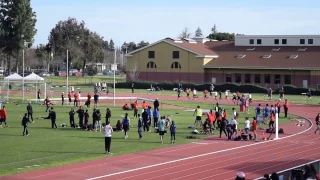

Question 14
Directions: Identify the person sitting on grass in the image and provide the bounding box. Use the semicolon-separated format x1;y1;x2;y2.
116;120;122;132
202;119;210;134
122;104;130;110
37;110;51;120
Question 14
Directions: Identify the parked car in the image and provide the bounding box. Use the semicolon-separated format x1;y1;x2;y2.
55;71;67;76
72;72;82;77
39;72;51;77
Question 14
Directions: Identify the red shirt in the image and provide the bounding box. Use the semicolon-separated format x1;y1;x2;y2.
223;112;228;119
0;109;7;118
252;120;257;130
276;102;281;107
87;94;91;100
271;114;275;122
68;93;71;98
284;102;288;109
44;98;50;105
204;90;208;95
208;113;216;125
142;103;148;109
133;103;138;109
74;93;79;100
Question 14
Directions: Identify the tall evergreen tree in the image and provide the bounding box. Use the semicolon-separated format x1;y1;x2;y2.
103;40;109;50
211;24;218;34
195;27;203;37
0;0;37;73
109;39;115;51
178;27;192;39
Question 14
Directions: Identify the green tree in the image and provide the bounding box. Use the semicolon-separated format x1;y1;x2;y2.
35;44;52;71
178;27;192;39
85;65;98;76
0;0;37;73
137;41;149;49
109;39;115;51
207;24;234;41
103;40;109;50
195;27;203;37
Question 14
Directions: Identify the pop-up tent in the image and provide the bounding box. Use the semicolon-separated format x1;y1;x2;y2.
24;72;44;81
4;73;23;81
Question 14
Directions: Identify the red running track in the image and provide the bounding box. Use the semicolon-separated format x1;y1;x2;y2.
2;94;319;180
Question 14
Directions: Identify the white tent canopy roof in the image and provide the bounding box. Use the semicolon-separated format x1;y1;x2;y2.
4;73;23;80
24;72;44;81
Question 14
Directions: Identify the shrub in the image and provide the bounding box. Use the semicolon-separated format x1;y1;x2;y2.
274;86;320;95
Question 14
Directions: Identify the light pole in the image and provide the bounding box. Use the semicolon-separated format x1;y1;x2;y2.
66;50;69;94
112;48;117;106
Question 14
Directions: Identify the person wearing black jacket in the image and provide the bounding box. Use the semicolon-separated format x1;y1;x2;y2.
50;107;57;129
77;106;85;128
106;108;111;124
92;109;97;130
27;102;34;121
22;113;31;136
69;108;75;128
142;109;149;132
153;98;159;111
219;117;227;138
131;83;135;93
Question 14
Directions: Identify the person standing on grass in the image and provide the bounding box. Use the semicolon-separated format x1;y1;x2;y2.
146;106;152;127
208;110;216;132
252;117;258;141
284;99;289;118
95;109;102;131
44;96;51;112
153;108;159;128
50;107;57;129
69;108;75;128
84;109;89;129
138;114;143;139
122;113;130;139
106;108;111;124
133;101;138;118
77;106;85;128
192;88;197;100
86;93;91;108
27;102;34;122
193;106;203;129
153;98;159;111
0;106;8;128
244;117;250;139
307;89;312;103
219;117;227;138
264;104;270;124
276;100;281;115
142;109;150;132
74;92;79;107
231;117;238;139
93;93;99;108
158;116;166;144
103;120;113;154
22;113;31;136
68;92;72;106
131;83;135;93
37;89;41;102
170;121;176;144
60;92;64;106
315;113;320;134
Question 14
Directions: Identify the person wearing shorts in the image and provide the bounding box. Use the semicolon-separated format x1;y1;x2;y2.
193;106;203;129
158;116;166;144
186;89;190;99
315;113;320;134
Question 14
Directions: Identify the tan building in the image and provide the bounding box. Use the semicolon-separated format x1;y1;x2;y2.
125;35;320;89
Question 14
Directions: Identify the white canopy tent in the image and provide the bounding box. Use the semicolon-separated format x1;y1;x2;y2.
4;73;23;81
24;72;44;81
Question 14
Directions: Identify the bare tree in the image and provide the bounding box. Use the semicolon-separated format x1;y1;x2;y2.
178;27;192;39
129;62;139;81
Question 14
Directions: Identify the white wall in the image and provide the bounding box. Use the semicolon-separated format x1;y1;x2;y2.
235;35;320;46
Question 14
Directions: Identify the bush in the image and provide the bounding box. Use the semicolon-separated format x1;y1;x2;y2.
274;85;320;96
113;82;268;93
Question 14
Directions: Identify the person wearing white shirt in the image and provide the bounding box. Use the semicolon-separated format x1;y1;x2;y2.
231;118;238;138
232;107;237;119
193;89;197;99
244;117;250;139
248;93;252;105
103;121;113;154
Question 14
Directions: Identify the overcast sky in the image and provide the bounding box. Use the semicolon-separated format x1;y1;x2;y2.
31;0;320;47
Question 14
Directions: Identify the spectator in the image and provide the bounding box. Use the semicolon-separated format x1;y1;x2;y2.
244;117;250;139
235;172;246;180
263;174;270;180
115;120;122;131
170;120;176;144
270;172;279;180
122;113;130;139
154;98;160;111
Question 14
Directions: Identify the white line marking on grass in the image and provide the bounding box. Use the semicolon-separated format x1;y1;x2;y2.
85;116;312;180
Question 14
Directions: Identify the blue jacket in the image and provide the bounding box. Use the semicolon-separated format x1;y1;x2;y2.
147;108;152;117
170;124;176;133
138;118;143;128
153;110;159;118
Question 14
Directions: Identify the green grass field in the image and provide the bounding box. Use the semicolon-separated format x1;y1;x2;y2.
0;99;297;176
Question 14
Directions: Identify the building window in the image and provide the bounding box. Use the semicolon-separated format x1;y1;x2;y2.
172;51;179;59
245;74;251;83
171;62;181;69
148;51;155;58
226;74;232;83
274;74;281;84
264;74;270;84
300;39;305;45
282;39;287;44
285;75;292;84
235;74;241;83
274;39;279;44
308;39;314;44
257;39;262;44
249;39;254;44
254;74;261;83
147;61;157;68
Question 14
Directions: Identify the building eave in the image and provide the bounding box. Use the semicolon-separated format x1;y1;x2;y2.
203;66;320;70
196;55;219;58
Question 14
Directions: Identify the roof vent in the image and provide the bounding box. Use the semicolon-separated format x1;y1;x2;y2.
271;48;280;51
236;54;246;59
173;39;183;43
183;38;197;43
289;55;298;59
262;55;272;59
191;37;210;43
247;47;255;51
298;48;307;52
222;40;229;41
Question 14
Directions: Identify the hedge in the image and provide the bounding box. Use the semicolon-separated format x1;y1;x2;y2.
113;82;268;94
273;85;320;96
